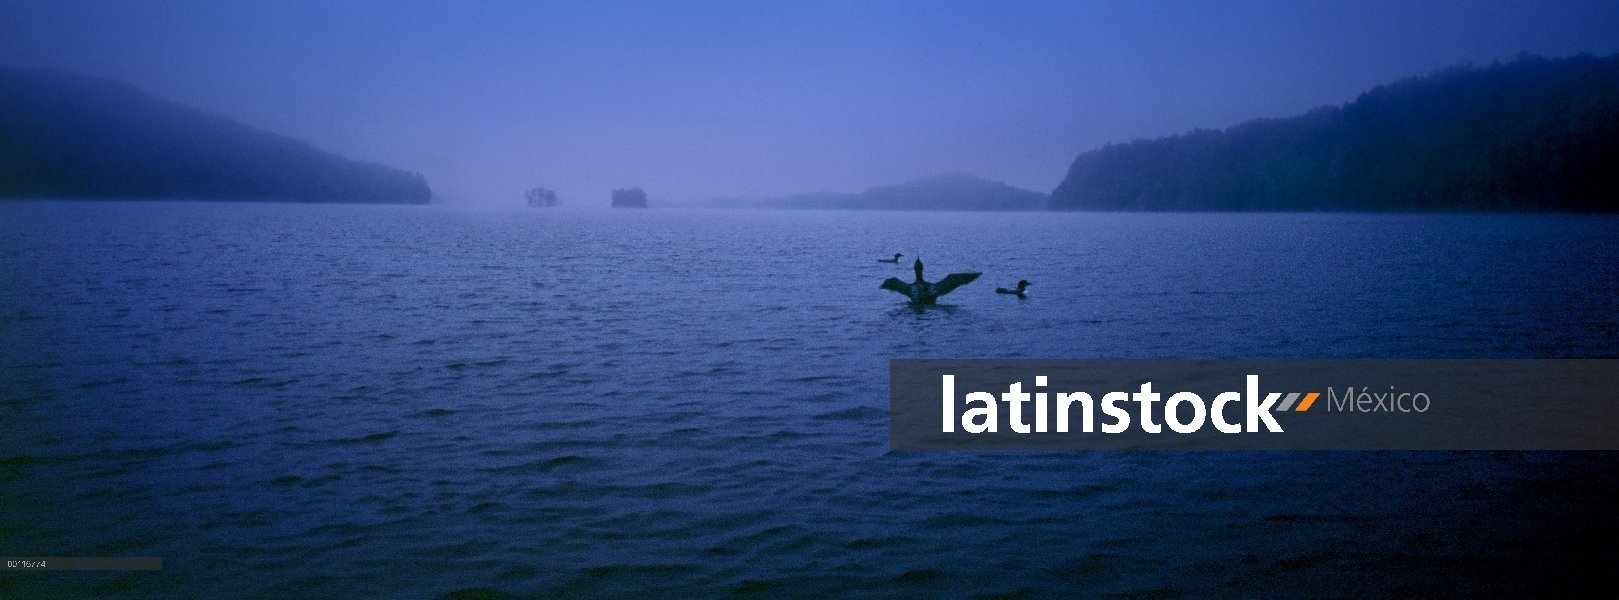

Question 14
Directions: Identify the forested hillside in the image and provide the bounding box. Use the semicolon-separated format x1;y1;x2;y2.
1049;54;1619;212
0;67;431;204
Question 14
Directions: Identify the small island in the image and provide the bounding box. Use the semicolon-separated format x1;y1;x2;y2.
611;187;648;208
525;187;559;207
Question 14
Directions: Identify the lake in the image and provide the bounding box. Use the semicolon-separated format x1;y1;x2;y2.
2;200;1616;597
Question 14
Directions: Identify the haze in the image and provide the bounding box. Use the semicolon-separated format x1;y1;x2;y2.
4;1;1617;206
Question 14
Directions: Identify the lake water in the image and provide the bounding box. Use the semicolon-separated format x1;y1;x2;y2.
2;201;1617;598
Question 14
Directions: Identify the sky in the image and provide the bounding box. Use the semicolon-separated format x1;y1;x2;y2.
3;1;1618;206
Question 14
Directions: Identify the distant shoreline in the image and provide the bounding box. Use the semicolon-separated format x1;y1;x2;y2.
12;198;1619;215
1049;54;1619;213
1;67;432;205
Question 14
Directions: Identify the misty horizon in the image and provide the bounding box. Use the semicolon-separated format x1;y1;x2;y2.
5;1;1619;206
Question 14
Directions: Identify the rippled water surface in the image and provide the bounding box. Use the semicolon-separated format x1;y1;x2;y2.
2;201;1617;598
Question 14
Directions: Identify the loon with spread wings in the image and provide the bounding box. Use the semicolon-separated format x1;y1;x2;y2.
881;258;981;305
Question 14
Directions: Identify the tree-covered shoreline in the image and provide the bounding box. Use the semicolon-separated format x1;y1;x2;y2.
1050;54;1619;212
1;67;431;204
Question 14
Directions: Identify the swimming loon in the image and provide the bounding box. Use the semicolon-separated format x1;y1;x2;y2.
995;280;1031;297
878;253;903;263
881;258;980;305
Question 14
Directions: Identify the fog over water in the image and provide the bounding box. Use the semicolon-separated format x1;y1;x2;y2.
4;1;1619;204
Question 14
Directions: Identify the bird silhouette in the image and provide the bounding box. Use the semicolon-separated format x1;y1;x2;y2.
881;258;981;305
877;253;903;263
995;280;1031;297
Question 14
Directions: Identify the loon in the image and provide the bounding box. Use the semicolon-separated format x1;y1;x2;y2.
878;253;903;263
996;280;1031;297
881;258;981;305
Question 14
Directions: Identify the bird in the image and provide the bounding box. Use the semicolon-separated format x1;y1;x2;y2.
881;258;981;305
877;253;903;263
996;280;1031;297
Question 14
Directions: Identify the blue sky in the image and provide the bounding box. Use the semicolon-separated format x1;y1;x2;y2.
4;1;1618;205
